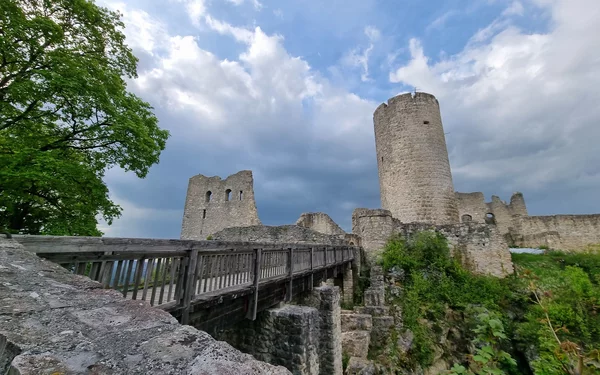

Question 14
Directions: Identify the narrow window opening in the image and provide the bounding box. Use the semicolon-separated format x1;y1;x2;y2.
461;214;473;223
202;209;206;219
205;191;212;203
225;189;232;201
485;213;496;225
239;190;243;200
423;120;430;124
381;156;384;163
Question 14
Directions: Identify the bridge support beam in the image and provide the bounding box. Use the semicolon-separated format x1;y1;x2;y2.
216;286;343;375
302;286;343;375
342;264;354;306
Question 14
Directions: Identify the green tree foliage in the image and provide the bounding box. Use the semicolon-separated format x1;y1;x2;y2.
0;0;169;235
514;252;600;375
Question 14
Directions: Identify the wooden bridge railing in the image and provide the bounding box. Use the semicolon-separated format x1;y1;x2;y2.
14;236;356;324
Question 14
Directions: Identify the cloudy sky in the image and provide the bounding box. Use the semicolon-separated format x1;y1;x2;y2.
97;0;600;238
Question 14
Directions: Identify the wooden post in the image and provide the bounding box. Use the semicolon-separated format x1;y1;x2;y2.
181;249;198;325
131;258;145;300
246;248;262;320
286;247;294;302
309;247;314;290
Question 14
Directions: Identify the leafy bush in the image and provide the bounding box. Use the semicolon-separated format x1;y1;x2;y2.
380;232;600;374
448;307;516;375
380;232;514;368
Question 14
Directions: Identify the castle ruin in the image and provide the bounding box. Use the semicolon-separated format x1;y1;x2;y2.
181;92;600;276
180;170;260;240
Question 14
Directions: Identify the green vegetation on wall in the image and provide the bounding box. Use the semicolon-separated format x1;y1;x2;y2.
379;232;600;374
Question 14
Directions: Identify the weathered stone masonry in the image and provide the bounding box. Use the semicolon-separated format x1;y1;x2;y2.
352;208;513;277
215;286;343;375
374;92;459;225
456;191;600;251
181;170;261;240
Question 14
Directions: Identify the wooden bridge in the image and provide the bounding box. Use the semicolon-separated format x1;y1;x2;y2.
14;236;357;332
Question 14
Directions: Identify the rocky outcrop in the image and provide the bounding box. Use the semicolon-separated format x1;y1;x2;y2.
0;238;291;375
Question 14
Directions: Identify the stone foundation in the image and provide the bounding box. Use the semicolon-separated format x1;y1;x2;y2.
217;286;343;375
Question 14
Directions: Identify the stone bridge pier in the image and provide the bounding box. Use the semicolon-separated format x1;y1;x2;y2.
215;286;344;375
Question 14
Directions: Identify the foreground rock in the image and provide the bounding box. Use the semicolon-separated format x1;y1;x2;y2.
0;238;291;375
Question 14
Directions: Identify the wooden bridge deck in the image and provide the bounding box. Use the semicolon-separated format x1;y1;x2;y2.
14;236;356;325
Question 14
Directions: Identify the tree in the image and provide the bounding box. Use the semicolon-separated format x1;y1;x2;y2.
0;0;169;235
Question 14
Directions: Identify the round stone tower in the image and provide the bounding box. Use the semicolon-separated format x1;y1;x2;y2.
373;92;459;224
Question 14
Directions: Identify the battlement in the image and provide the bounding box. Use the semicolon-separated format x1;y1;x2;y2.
374;92;440;116
352;208;393;219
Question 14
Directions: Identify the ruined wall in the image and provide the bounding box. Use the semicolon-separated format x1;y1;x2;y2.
351;208;512;277
486;195;517;236
374;92;459;225
211;225;348;245
455;192;488;224
456;191;529;236
394;223;514;277
181;170;261;240
0;238;290;375
352;208;394;257
296;212;346;236
216;286;343;375
511;215;600;251
217;306;321;375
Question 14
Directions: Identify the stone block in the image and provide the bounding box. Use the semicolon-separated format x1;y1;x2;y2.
345;357;376;375
342;331;371;358
357;306;389;317
340;313;372;332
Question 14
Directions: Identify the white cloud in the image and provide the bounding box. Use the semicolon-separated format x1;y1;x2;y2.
224;0;263;9
99;3;383;236
101;1;168;54
389;0;600;193
204;15;254;42
364;26;381;42
427;10;459;31
342;26;381;82
175;0;207;26
503;1;524;16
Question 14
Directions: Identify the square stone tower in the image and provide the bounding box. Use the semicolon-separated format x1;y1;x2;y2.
180;170;261;240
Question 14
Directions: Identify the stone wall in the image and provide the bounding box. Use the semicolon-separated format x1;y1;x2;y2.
455;192;488;224
456;191;528;234
216;286;343;375
296;212;346;236
456;191;600;251
0;238;290;375
394;222;514;277
351;208;394;257
374;92;459;225
511;215;600;251
211;225;348;245
181;170;261;240
351;208;513;277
